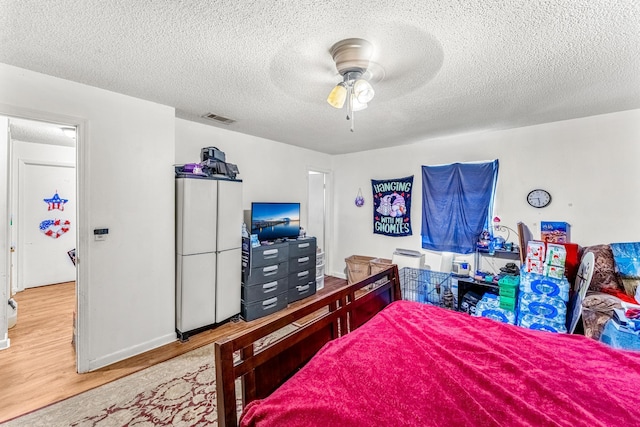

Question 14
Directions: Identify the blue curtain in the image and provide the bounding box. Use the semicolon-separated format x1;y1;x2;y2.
421;160;499;254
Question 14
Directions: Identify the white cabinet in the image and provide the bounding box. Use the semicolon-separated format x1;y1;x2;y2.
175;176;242;340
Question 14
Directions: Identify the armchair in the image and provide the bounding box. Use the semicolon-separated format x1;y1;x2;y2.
580;244;627;340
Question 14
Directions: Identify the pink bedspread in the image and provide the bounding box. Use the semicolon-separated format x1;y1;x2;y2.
240;300;640;427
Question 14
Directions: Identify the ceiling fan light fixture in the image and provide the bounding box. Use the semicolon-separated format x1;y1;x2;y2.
327;38;378;132
351;97;368;112
327;82;347;109
353;79;375;104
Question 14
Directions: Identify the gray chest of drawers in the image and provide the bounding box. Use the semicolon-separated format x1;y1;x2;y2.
241;237;317;321
287;238;317;304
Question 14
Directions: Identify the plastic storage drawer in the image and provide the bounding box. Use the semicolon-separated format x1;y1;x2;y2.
289;253;317;273
288;268;316;289
244;261;289;286
242;277;289;302
246;242;289;268
288;280;317;303
289;238;316;258
241;291;288;321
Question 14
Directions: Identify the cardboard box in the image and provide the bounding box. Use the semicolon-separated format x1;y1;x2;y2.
526;241;546;261
541;221;570;243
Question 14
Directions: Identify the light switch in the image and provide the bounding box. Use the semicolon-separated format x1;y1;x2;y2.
94;228;109;241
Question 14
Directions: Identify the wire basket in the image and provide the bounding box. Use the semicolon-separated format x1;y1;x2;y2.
400;267;453;308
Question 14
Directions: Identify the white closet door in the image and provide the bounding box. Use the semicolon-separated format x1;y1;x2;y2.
215;247;241;323
176;178;217;255
216;180;243;252
176;252;216;331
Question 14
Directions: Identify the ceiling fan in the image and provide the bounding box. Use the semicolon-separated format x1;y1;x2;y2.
326;38;380;132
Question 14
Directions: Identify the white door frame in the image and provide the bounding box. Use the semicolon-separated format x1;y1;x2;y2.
15;158;75;292
0;117;9;350
0;104;89;373
307;167;332;275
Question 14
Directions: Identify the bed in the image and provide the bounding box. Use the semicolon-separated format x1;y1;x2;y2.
215;266;640;426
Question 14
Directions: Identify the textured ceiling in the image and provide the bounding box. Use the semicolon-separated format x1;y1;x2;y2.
9;118;76;147
1;0;638;154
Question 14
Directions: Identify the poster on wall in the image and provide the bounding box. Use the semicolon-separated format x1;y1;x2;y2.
371;176;413;237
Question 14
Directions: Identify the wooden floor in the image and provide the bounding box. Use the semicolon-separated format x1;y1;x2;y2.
0;276;346;423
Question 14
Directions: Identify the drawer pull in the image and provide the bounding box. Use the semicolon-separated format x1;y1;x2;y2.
298;256;310;263
296;284;310;292
297;243;310;249
262;265;278;276
262;281;278;292
262;249;279;258
262;297;278;309
297;270;309;278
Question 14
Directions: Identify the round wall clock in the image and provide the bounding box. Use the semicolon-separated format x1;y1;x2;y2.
527;189;551;208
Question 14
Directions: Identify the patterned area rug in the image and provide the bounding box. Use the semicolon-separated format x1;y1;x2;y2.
3;326;296;427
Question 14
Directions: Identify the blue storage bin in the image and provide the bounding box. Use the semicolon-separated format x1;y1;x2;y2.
600;320;640;350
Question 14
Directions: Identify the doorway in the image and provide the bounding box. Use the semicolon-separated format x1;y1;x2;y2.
307;169;329;274
2;116;78;360
9;118;77;291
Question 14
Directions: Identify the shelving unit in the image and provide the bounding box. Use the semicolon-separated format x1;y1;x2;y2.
456;278;498;312
455;246;521;313
474;246;520;274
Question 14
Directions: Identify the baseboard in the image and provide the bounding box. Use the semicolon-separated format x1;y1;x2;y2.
87;332;176;372
0;333;9;350
332;272;347;280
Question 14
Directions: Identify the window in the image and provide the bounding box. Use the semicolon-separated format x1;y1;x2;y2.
421;160;499;254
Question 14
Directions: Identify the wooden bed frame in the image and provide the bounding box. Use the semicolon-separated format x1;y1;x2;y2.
215;266;401;427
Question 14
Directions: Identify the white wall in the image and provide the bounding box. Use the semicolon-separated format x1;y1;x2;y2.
175;119;332;234
329;109;640;277
0;64;176;371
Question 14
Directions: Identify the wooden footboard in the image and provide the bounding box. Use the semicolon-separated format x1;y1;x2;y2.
215;266;401;427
